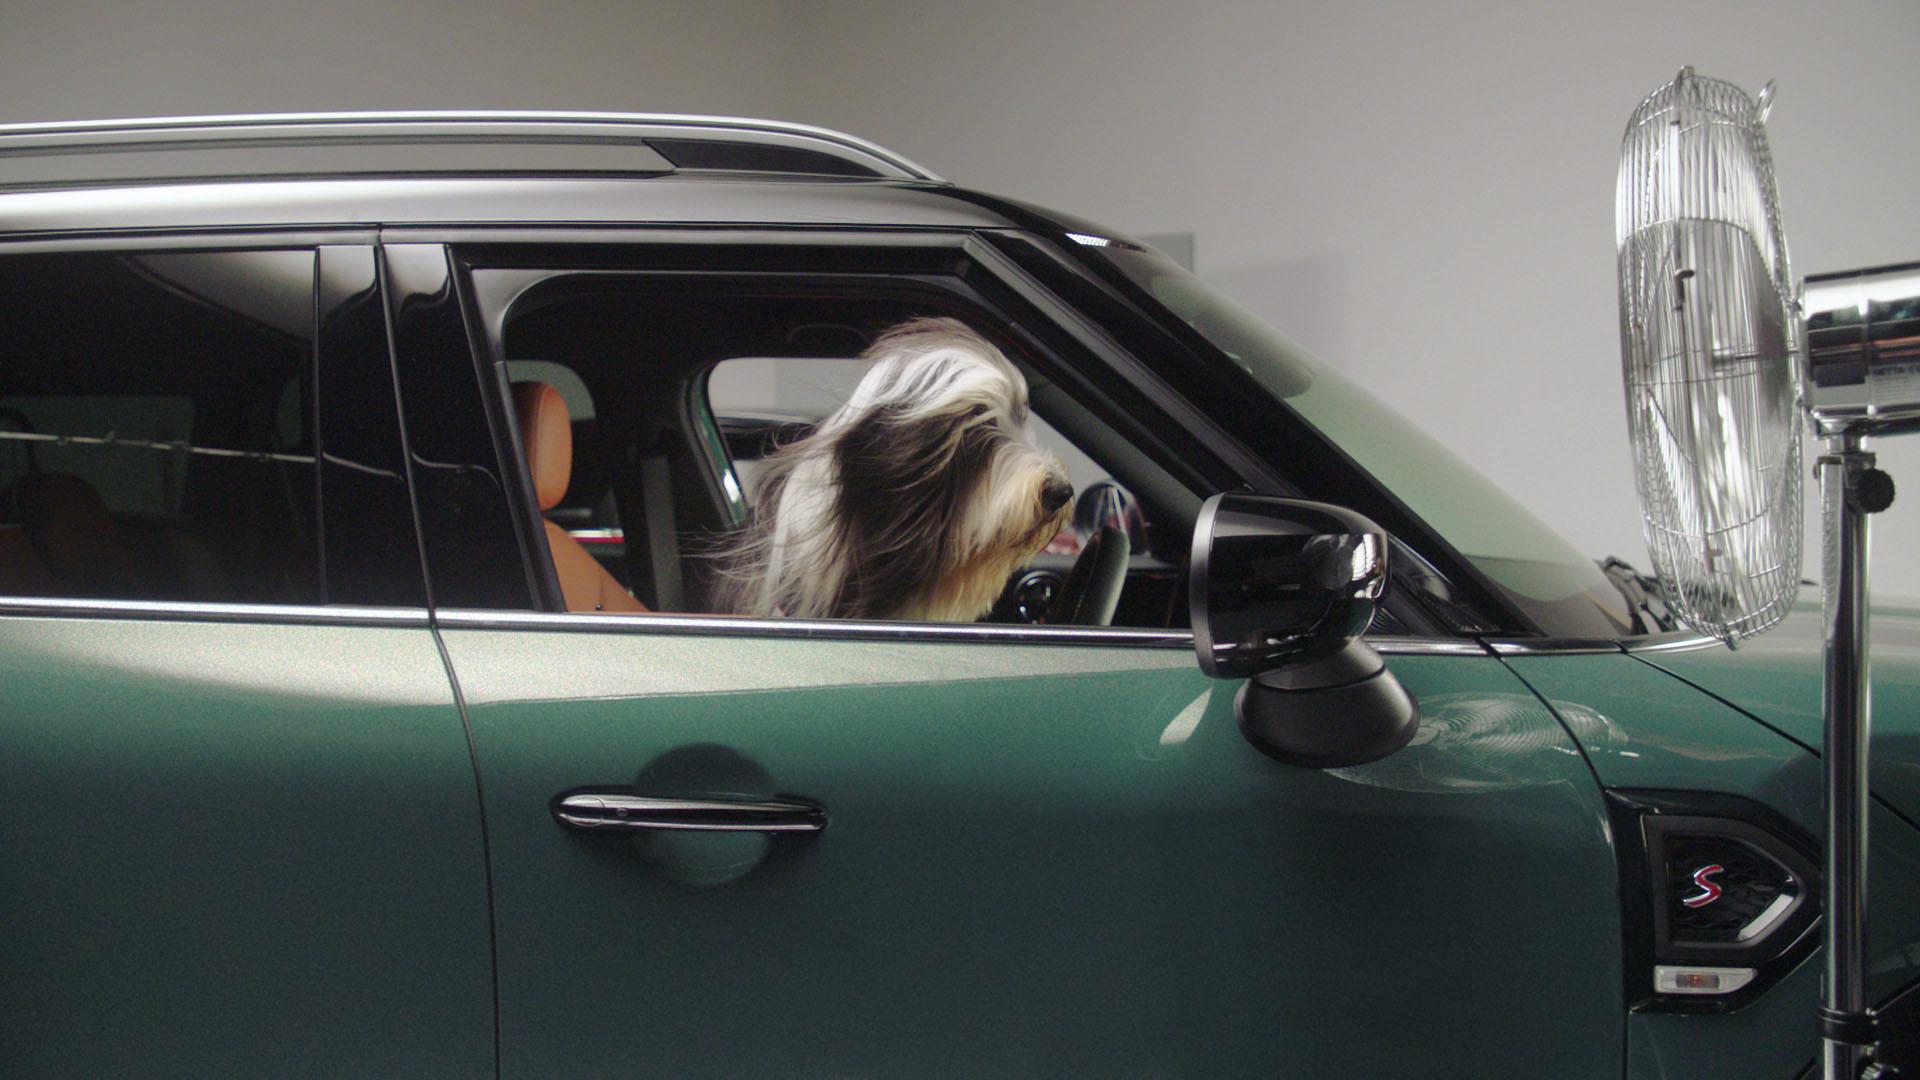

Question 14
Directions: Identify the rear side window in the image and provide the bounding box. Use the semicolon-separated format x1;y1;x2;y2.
0;250;323;605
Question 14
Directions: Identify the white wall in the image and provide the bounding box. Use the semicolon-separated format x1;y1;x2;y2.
6;0;1919;598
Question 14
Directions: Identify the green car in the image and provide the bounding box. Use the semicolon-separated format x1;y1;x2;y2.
0;113;1914;1078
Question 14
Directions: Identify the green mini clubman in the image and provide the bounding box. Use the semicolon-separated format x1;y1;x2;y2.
0;113;1913;1078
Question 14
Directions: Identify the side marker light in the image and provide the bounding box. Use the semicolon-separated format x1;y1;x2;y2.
1654;965;1757;995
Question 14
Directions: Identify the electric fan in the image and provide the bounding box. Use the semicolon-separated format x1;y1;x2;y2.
1617;68;1909;1079
1617;70;1802;646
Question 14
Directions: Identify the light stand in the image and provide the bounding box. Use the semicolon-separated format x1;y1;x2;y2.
1816;433;1893;1078
1803;258;1920;1079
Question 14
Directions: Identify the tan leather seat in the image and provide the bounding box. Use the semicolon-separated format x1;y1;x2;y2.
12;472;140;597
0;522;55;596
513;381;649;614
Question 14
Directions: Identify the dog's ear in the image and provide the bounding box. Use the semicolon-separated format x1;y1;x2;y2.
830;402;995;619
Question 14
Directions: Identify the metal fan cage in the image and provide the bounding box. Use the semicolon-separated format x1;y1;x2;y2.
1617;69;1804;643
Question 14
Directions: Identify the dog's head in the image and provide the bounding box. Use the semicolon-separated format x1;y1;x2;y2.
738;317;1073;622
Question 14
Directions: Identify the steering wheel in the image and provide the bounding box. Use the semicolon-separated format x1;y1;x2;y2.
1048;523;1130;626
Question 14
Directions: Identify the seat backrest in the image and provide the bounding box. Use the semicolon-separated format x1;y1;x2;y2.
12;471;140;597
0;522;55;596
512;381;648;614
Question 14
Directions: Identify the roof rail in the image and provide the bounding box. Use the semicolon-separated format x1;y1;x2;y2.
0;111;944;184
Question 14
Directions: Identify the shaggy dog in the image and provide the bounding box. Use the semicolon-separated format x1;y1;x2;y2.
717;317;1073;622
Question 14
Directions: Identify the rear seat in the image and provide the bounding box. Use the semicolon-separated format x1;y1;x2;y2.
0;522;54;596
7;472;140;598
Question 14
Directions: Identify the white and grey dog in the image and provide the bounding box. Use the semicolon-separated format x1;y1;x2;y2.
717;317;1073;622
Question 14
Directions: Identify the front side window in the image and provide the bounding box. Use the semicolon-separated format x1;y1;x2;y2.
484;267;1187;628
0;250;322;605
706;353;1161;623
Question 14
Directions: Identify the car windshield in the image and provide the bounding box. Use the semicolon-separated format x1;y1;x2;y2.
1099;246;1633;637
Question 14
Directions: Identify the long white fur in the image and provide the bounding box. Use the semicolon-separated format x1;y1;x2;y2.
716;317;1071;622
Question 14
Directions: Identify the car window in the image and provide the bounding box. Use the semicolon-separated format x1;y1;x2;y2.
0;248;397;607
486;273;1186;627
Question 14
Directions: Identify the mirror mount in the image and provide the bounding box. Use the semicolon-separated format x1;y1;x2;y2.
1191;494;1421;768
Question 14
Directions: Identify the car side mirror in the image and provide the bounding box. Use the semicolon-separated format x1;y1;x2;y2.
1190;493;1421;767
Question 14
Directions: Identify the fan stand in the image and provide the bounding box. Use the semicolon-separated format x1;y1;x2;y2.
1815;430;1895;1079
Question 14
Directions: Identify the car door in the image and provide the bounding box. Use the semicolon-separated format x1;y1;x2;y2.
396;235;1629;1077
446;625;1621;1078
0;243;493;1075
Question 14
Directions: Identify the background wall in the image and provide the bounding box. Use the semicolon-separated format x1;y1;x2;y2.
6;0;1918;597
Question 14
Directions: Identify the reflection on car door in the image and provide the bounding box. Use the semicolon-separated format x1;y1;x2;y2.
444;621;1622;1076
0;616;493;1074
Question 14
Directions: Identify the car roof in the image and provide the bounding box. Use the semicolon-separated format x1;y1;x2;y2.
0;111;1057;236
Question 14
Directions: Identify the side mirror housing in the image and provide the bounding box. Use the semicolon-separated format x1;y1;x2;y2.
1191;494;1421;767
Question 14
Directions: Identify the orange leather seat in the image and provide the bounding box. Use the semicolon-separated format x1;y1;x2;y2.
513;381;649;614
11;472;140;597
0;522;55;596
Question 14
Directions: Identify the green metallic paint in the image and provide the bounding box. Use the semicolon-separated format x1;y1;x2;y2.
1638;602;1920;829
445;627;1620;1078
1626;957;1820;1080
1501;651;1920;1079
0;615;493;1077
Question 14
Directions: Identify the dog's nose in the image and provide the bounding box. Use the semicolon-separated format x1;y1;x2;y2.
1041;475;1073;513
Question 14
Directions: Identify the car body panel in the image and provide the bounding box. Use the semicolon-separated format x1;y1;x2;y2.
1502;650;1920;1076
441;623;1620;1077
0;613;493;1076
1625;956;1820;1080
1638;602;1920;830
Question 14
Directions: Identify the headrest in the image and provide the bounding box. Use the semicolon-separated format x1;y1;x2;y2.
513;381;571;511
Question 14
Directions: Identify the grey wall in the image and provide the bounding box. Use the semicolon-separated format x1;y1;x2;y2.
775;0;1920;599
7;0;1918;597
0;0;796;120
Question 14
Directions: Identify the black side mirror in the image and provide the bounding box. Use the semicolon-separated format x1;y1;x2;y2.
1191;493;1420;767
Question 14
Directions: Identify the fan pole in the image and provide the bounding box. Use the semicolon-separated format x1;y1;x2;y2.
1817;431;1885;1078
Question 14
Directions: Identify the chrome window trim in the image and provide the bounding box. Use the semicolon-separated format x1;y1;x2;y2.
1622;631;1724;655
1484;631;1725;657
434;608;1193;647
1483;637;1626;656
0;595;430;627
433;608;1496;655
1371;636;1493;656
0;596;1500;653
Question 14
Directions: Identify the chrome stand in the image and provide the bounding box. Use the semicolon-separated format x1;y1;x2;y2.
1818;431;1889;1080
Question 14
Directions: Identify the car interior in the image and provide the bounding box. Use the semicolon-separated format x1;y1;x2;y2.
493;275;1194;627
0;252;320;606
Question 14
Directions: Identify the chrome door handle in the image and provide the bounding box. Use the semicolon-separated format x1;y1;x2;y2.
553;792;826;833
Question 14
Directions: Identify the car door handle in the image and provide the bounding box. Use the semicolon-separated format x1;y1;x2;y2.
552;792;827;833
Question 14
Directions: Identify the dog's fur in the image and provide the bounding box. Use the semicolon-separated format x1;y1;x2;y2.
715;318;1072;622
